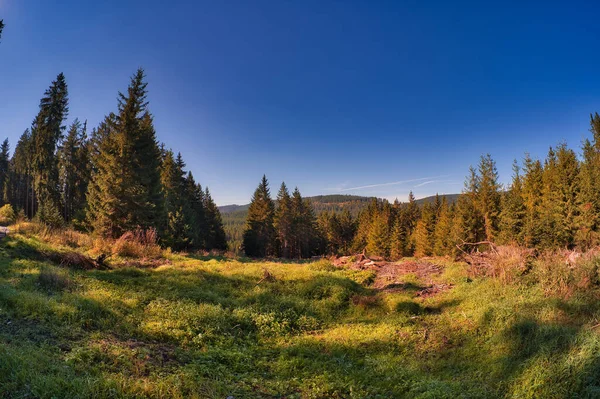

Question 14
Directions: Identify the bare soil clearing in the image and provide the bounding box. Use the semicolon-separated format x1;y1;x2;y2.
332;254;452;295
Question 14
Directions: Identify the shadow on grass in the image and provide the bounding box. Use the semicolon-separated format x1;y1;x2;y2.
396;298;461;315
187;253;329;265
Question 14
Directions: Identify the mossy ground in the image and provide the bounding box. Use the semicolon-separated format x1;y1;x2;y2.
1;231;600;398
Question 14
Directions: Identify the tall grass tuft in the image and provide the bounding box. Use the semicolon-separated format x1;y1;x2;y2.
112;228;162;259
37;268;74;292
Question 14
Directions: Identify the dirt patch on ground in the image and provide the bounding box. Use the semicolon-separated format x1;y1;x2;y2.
372;261;445;292
333;255;450;296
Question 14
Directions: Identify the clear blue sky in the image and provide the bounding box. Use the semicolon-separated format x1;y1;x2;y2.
1;1;599;205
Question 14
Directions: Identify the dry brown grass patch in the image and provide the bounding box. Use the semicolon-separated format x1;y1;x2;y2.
112;228;162;259
464;245;535;283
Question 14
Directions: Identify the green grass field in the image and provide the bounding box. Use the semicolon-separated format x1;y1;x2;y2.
1;230;600;398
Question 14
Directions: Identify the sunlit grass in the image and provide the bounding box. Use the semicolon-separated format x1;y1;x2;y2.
1;230;600;397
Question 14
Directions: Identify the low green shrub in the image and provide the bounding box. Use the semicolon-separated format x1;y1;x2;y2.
0;204;15;226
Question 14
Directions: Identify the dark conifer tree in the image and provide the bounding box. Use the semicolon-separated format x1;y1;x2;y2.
87;69;163;237
58;119;89;222
243;175;275;257
160;150;191;249
7;130;34;217
576;113;600;249
521;155;544;247
477;154;501;241
555;144;579;248
274;182;293;257
184;172;207;249
203;187;227;251
389;215;406;260
498;161;526;245
0;139;9;206
32;73;69;226
317;209;355;255
453;166;485;249
290;187;318;258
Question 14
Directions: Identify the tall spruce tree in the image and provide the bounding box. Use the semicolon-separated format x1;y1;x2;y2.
160;150;192;249
290;187;318;258
243;175;276;257
433;197;452;256
184;172;207;249
389;213;407;260
413;218;431;257
412;202;434;256
0;139;9;206
397;192;420;256
32;73;69;226
454;166;485;249
366;212;390;258
539;147;560;248
554;144;579;248
576;113;600;249
477;154;501;241
274;182;293;257
498;161;526;245
7;130;34;217
404;191;420;232
87;69;163;237
521;155;544;247
58;119;89;222
203;187;227;250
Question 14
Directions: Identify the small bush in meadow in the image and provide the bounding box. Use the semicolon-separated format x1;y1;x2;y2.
489;245;535;283
112;228;162;259
532;251;600;296
0;204;16;225
10;221;42;235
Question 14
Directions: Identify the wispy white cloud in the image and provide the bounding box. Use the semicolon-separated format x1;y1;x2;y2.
413;180;436;188
413;179;461;188
338;175;451;192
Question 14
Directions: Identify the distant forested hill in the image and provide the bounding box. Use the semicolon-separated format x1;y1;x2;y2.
415;193;460;206
220;193;459;252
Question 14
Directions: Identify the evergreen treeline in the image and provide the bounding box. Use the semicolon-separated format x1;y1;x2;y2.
224;194;373;254
353;115;600;258
242;176;321;258
245;115;600;259
2;69;226;251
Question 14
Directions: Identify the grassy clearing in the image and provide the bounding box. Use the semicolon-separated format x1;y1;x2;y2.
1;230;600;398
